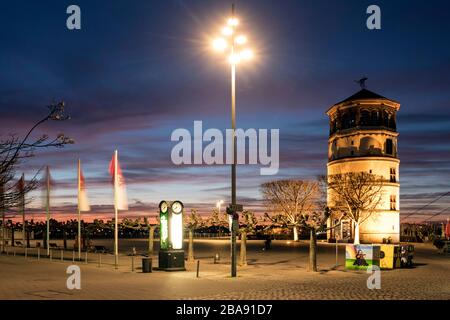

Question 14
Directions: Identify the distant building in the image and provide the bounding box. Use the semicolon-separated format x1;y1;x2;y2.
326;88;400;243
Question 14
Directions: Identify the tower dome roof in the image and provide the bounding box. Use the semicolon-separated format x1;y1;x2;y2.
336;88;395;105
327;88;400;115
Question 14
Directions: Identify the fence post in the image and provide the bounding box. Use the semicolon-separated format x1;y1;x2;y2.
196;260;200;278
61;249;64;262
85;251;88;264
72;250;75;263
37;247;40;260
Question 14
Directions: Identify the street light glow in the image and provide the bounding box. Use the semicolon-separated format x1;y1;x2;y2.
222;27;234;36
216;200;224;208
228;54;241;64
240;48;253;60
227;17;239;26
212;14;254;66
235;35;247;45
213;38;228;51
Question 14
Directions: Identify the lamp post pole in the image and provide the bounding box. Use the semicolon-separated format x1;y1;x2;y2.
211;3;253;278
230;3;238;278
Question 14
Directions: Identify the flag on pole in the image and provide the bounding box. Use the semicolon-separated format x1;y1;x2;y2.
78;162;90;212
109;151;128;210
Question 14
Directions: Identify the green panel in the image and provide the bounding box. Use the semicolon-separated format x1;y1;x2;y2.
160;212;169;249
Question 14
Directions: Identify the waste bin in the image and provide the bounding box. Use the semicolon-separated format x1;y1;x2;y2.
142;257;152;273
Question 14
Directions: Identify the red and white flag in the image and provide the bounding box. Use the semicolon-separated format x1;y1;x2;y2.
78;160;90;212
109;150;128;210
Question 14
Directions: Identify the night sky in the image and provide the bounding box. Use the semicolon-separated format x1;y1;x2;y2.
1;0;450;222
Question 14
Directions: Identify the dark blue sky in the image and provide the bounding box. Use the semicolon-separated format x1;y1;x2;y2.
1;0;450;222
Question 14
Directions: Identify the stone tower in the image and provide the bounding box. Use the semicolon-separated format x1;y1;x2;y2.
326;87;400;243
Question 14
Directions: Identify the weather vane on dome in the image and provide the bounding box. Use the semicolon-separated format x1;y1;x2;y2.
355;77;368;89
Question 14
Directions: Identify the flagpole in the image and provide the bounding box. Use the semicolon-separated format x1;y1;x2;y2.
21;173;25;249
114;150;119;269
77;159;81;261
46;166;50;256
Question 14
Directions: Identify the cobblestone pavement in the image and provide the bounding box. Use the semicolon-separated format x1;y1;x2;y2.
0;241;448;300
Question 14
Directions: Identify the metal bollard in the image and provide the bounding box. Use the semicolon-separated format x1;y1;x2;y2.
37;248;40;260
61;249;64;262
49;249;52;261
85;251;88;264
72;251;75;262
196;260;200;278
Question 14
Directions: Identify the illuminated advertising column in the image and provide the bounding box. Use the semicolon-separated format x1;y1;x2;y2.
159;201;169;250
158;200;185;271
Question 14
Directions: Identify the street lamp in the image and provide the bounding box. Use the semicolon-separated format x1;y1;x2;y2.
216;200;224;215
212;4;253;278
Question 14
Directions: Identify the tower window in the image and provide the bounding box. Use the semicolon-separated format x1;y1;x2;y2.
390;168;396;182
360;110;370;126
386;139;393;155
390;195;397;211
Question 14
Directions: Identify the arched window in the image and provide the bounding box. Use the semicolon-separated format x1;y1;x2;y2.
341;110;356;129
383;111;390;127
389;115;396;130
370;110;380;126
360;110;371;126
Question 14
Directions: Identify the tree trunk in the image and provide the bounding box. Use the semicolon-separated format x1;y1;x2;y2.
293;226;299;241
240;230;247;266
188;229;194;262
148;226;155;256
309;229;317;272
26;229;30;248
63;229;67;249
354;222;360;244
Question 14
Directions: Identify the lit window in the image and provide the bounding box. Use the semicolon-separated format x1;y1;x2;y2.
390;195;396;211
390;168;396;182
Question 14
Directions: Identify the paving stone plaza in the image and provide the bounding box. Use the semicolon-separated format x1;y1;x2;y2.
0;240;448;300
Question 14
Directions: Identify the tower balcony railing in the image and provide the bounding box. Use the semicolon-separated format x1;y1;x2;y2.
330;125;397;136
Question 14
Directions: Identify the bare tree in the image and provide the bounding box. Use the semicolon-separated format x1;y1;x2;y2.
239;210;258;266
262;178;344;272
0;101;72;250
327;172;384;244
185;209;203;262
261;179;318;241
208;207;229;234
